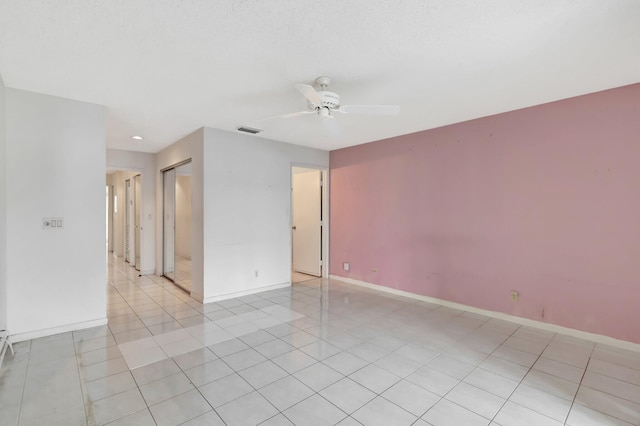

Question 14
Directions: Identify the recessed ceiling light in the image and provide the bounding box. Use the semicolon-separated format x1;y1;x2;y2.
131;135;143;140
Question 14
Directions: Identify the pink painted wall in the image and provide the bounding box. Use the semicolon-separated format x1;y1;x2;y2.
330;83;640;343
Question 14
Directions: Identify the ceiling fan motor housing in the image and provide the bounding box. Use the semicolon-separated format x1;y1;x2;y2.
308;91;341;110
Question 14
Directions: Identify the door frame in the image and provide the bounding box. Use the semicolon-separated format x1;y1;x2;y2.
290;164;329;279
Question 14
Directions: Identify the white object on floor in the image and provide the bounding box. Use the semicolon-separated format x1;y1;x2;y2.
0;329;15;368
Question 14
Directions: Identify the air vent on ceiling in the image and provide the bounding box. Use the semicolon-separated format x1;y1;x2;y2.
236;126;262;134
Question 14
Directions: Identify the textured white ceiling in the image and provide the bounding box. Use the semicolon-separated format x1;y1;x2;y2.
1;1;639;152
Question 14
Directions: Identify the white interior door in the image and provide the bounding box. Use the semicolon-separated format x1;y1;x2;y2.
292;169;322;276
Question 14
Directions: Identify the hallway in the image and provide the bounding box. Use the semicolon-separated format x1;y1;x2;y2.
0;257;639;425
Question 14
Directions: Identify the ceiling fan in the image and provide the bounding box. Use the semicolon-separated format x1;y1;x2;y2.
263;76;400;138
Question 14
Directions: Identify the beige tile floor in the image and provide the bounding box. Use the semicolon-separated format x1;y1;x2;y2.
1;256;639;425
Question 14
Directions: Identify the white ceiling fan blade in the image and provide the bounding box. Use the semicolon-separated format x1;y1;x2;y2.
339;105;400;115
281;110;315;119
322;115;341;139
256;110;314;122
295;84;323;107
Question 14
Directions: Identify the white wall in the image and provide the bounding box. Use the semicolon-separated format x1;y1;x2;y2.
106;149;156;274
0;74;7;331
5;88;107;340
156;129;204;299
202;128;329;302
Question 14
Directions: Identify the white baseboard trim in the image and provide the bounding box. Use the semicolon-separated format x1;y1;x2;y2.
140;269;155;276
329;275;640;353
202;282;291;304
11;318;109;343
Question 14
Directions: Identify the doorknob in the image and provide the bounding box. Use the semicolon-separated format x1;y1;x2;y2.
292;226;297;230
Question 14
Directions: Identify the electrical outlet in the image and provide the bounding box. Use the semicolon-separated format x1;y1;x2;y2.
255;270;259;278
510;290;519;302
343;262;350;271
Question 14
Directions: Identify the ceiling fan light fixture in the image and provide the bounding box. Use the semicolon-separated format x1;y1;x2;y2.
318;107;331;118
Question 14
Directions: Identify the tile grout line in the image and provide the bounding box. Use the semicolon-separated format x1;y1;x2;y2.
12;340;31;426
120;288;316;424
105;263;157;425
107;261;167;425
413;322;521;423
486;330;557;425
562;353;593;426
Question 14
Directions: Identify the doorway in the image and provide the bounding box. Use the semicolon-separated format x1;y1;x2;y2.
106;170;142;269
134;174;141;271
108;184;114;254
125;179;132;263
163;160;193;292
124;176;141;269
105;185;110;253
291;166;327;284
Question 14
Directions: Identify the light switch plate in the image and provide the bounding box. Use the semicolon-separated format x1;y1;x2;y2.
42;217;64;229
